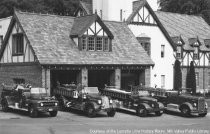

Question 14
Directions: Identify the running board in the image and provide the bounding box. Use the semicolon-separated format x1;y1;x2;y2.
8;106;28;111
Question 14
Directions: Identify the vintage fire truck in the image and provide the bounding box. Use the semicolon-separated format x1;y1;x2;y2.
147;88;208;117
1;84;59;118
102;86;165;117
54;84;116;117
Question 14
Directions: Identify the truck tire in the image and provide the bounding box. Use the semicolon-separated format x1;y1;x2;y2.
199;113;207;117
107;109;116;117
180;106;191;117
49;111;58;117
155;111;163;116
86;105;96;118
1;99;9;112
136;106;147;117
29;107;38;118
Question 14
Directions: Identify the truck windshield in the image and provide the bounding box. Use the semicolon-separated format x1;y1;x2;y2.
31;88;47;94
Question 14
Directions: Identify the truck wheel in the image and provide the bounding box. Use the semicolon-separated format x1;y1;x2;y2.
155;111;163;116
136;107;147;117
86;105;96;118
1;99;9;112
29;107;38;118
199;113;207;117
49;111;58;117
107;109;116;117
180;106;191;117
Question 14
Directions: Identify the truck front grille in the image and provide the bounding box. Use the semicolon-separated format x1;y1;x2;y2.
198;99;205;111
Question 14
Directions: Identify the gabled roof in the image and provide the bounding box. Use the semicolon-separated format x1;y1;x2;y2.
74;1;93;16
155;11;210;52
0;10;154;66
126;0;176;51
70;14;114;39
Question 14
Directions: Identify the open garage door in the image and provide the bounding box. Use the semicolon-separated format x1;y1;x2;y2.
88;70;114;90
51;70;80;90
121;70;145;91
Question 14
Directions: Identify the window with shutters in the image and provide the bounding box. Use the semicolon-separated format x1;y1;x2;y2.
12;33;24;56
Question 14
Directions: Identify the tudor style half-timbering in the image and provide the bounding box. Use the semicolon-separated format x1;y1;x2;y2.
0;18;35;63
70;14;113;52
0;10;154;96
156;11;210;90
126;0;176;89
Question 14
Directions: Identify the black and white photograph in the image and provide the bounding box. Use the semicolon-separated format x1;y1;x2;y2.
0;0;210;134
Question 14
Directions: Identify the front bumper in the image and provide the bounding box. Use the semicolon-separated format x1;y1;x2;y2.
147;107;165;113
191;108;208;114
94;104;116;113
36;106;59;112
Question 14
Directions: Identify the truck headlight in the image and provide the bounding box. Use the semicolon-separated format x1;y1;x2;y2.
98;100;102;104
40;103;44;107
83;95;87;99
109;100;113;104
193;103;197;107
151;104;155;108
205;102;208;109
55;103;58;106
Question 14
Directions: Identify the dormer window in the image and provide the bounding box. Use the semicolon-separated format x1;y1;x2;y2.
81;36;111;52
70;15;114;52
88;37;95;51
96;37;103;51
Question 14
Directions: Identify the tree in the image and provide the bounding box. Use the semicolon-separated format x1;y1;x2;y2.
0;0;79;19
186;61;196;95
158;0;210;15
173;59;182;91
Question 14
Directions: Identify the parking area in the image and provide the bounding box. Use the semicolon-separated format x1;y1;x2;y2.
0;107;210;134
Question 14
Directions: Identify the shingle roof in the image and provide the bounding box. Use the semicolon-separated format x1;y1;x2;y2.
13;11;154;66
155;11;210;52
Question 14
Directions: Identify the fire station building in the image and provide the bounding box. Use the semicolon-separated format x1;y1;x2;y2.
0;10;154;95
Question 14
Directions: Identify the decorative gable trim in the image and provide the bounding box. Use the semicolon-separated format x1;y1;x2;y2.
126;0;176;51
0;10;39;64
70;14;114;39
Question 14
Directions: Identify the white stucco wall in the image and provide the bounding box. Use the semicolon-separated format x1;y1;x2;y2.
129;25;175;89
92;0;159;21
0;17;12;39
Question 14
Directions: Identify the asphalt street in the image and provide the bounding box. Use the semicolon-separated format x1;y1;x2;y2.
0;108;210;134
